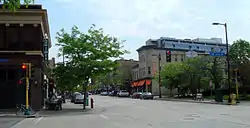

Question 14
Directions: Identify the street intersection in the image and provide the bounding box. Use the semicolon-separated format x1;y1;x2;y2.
8;95;250;128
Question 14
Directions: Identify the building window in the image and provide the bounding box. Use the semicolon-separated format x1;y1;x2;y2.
189;45;192;50
175;57;178;61
172;44;175;47
197;46;199;49
148;67;151;74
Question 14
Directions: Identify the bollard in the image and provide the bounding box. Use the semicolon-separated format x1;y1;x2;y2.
91;98;94;108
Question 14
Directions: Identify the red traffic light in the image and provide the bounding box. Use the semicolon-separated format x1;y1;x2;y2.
21;65;26;69
18;80;22;84
167;51;171;55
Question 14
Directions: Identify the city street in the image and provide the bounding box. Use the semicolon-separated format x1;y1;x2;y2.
11;95;250;128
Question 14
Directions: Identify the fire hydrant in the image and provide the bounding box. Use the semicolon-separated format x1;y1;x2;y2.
90;98;94;108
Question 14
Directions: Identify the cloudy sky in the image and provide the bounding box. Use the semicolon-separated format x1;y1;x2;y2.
35;0;250;62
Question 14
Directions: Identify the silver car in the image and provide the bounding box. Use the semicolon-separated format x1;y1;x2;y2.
74;94;84;104
118;90;130;97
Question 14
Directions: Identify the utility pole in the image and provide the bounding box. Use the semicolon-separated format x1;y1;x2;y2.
158;53;162;98
212;22;231;103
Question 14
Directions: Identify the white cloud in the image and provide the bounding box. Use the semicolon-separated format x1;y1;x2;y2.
53;0;250;60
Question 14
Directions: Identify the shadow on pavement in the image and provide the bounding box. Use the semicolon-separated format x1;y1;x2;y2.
38;103;94;117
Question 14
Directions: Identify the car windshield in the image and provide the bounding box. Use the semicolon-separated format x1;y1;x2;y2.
121;90;127;92
76;95;84;99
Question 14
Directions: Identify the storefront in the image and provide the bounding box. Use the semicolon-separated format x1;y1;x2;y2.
131;79;152;93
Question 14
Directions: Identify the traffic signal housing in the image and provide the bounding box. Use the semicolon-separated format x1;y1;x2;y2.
166;51;171;62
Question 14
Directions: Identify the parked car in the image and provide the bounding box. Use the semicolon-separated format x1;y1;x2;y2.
74;94;84;104
101;92;108;96
132;92;142;99
71;92;81;103
118;90;130;97
140;92;154;99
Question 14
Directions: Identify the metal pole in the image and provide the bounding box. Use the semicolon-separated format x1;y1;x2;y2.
224;23;231;102
158;54;162;98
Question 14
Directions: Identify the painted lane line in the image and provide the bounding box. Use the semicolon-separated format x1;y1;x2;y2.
34;117;43;125
100;114;109;119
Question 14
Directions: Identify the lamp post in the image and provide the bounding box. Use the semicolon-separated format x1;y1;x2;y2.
212;22;231;102
152;53;162;98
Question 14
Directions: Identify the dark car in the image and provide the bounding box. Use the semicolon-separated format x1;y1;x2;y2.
132;92;142;99
140;92;154;100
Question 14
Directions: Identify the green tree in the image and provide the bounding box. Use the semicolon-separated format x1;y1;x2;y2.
55;24;127;109
0;0;34;11
229;39;250;67
160;62;186;96
204;57;226;89
183;57;210;95
53;63;78;92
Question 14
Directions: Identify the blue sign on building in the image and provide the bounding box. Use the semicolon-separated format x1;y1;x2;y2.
0;59;8;62
209;52;226;56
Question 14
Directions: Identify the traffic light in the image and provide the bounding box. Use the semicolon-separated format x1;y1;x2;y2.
166;51;171;62
21;63;28;77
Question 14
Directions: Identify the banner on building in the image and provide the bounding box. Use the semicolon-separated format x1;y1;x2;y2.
152;61;156;76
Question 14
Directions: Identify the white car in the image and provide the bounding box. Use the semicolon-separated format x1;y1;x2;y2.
74;95;84;104
118;90;130;97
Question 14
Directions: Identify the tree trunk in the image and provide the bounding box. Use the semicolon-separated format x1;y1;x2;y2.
83;80;88;110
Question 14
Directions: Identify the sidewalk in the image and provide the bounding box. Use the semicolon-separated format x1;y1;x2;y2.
154;96;228;105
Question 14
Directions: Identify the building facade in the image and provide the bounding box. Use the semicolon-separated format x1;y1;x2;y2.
0;5;51;109
132;37;227;95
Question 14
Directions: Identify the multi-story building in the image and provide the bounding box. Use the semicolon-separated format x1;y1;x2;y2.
115;59;138;91
132;37;227;95
0;5;51;109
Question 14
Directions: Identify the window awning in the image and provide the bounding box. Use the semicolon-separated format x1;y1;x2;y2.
131;82;138;87
145;80;151;86
137;80;145;86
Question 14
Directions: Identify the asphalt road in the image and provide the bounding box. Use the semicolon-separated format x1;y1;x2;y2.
0;117;23;128
11;95;250;128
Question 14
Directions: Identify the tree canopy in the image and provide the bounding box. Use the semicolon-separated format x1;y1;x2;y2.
0;0;34;11
160;56;225;97
53;24;127;109
229;39;250;67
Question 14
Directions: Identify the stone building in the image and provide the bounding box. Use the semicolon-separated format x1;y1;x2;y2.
132;37;227;95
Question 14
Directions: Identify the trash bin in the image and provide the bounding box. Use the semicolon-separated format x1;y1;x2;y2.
230;93;236;105
214;89;223;102
85;94;89;106
86;97;89;106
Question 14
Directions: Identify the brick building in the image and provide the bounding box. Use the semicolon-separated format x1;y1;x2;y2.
0;5;51;110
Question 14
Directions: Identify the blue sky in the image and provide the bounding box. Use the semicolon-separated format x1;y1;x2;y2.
35;0;250;62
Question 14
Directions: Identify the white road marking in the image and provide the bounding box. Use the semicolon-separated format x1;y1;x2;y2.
100;114;109;119
34;117;43;125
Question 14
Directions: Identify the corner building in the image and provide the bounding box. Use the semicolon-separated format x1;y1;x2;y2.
0;5;51;110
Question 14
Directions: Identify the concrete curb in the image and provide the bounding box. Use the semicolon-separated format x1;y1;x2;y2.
0;114;39;118
155;98;228;105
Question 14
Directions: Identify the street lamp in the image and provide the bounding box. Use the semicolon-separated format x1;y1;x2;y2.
152;53;162;98
212;22;231;102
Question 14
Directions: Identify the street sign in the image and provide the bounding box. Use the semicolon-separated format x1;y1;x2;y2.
209;52;226;56
185;51;198;58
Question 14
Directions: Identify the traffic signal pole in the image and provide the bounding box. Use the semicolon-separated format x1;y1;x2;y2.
23;63;32;115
